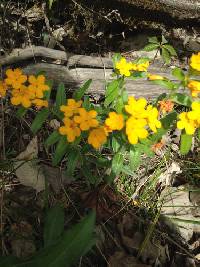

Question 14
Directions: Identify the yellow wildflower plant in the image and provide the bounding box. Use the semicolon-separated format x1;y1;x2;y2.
60;99;82;117
177;112;198;135
0;81;8;97
59;117;81;142
28;75;49;98
125;96;147;118
74;108;99;131
187;80;200;97
148;74;164;80
145;105;162;133
88;127;107;149
10;85;35;108
115;57;133;77
5;68;27;89
105;112;124;131
187;102;200;125
32;99;48;109
190;52;200;72
126;117;148;144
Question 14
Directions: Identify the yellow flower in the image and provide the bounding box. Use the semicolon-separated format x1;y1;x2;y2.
190;52;200;71
5;68;27;89
103;124;113;136
11;85;34;108
148;74;164;80
177;112;197;135
59;117;81;142
135;61;149;72
28;75;49;98
146;105;162;132
88;127;107;149
115;57;133;77
126;117;148;144
187;80;200;97
187;102;200;125
32;99;48;108
60;99;82;117
105;112;124;131
74;108;99;130
125;96;147;118
0;81;8;97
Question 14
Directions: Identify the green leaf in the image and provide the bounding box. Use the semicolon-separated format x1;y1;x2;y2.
115;97;124;113
104;80;120;107
180;133;192;155
111;135;121;153
163;44;177;56
143;43;159;52
21;211;96;267
129;147;141;171
112;152;124;176
161;48;171;64
171;67;185;80
171;93;192;107
45;131;61;147
44;80;53;101
31;108;49;134
66;147;80;177
82;95;91;110
56;83;66;110
198;128;200;140
44;204;64;247
16;107;27;118
148;36;159;44
151;79;175;90
73;79;92;101
52;136;69;166
161;111;177;129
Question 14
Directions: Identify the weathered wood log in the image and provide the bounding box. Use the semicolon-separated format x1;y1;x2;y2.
23;62;175;98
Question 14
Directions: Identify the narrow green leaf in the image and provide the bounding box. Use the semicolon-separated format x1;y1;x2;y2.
129;147;141;171
21;212;96;267
112;152;124;176
73;79;92;101
151;79;174;90
148;36;159;44
198;128;200;140
171;67;185;80
104;80;119;107
31;108;49;134
16;107;27;118
44;80;53;101
143;43;159;52
56;83;66;110
163;44;177;56
111;135;121;153
180;133;192;155
44;204;64;247
171;93;192;107
66;147;80;177
161;48;171;64
48;0;55;9
45;131;61;147
52;136;69;166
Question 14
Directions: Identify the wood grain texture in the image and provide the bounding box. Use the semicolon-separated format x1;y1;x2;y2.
23;63;175;98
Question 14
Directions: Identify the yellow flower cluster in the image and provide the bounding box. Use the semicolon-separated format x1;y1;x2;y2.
177;101;200;135
125;97;161;144
187;80;200;97
1;68;49;108
190;52;200;71
59;99;107;148
115;57;149;77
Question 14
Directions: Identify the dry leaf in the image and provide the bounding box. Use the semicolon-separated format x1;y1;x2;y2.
16;137;38;160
